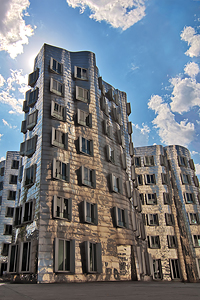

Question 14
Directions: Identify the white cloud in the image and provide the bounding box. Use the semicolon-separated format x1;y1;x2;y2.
184;62;200;78
0;134;3;141
66;0;147;30
0;0;35;58
148;95;195;146
191;150;199;156
0;74;5;87
2;119;12;128
181;26;200;57
132;122;150;147
195;163;200;175
131;63;139;71
0;156;5;161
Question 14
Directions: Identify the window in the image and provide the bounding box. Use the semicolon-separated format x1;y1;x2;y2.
126;181;131;199
117;128;125;148
167;236;177;248
28;68;39;87
189;159;195;170
147;214;159;226
80;166;96;188
193;235;200;247
19;241;31;273
20;141;26;156
13;206;22;226
106;145;116;164
20;136;38;157
22;100;29;113
100;96;109;116
27;88;39;107
79;136;93;156
76;86;89;103
140;194;144;205
77;109;92;128
198;193;200;205
18;165;23;183
0;167;4;176
8;244;19;273
82;201;98;225
148;236;160;249
163;193;171;205
145;193;157;205
74;66;88;80
53;159;70;182
188;213;199;225
84;241;102;273
22;201;33;223
24;164;36;187
129;141;134;156
160;155;167;166
0;181;3;190
0;196;2;205
184;193;194;204
105;88;119;105
193;175;199;187
144;156;154;166
50;78;64;97
9;175;18;184
128;122;133;135
50;57;63;74
126;102;131;115
27;110;38;131
152;259;162;279
196;258;200;279
169;259;181;279
1;243;10;256
134;157;141;167
51;128;68;150
181;173;191;185
103;120;113;139
4;224;12;235
131;165;136;181
165;213;175;226
145;174;156;185
7;190;16;200
109;173;122;194
5;207;14;217
11;160;19;169
112;106;122;125
113;207;129;228
161;173;169;185
54;238;75;273
121;152;127;169
53;195;72;221
178;156;187;167
51;101;65;121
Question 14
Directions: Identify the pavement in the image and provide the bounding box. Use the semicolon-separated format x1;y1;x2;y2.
0;281;200;300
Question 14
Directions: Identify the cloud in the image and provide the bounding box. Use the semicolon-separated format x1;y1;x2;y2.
191;150;199;156
184;62;200;78
131;63;139;71
0;134;3;141
0;156;5;161
181;26;200;57
148;95;195;146
0;0;35;58
0;74;5;87
2;119;12;128
66;0;147;30
132;122;150;147
195;163;200;175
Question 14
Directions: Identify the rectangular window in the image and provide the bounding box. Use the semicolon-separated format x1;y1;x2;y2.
4;224;12;235
144;156;154;166
51;101;65;121
163;193;171;205
83;201;98;225
106;145;116;164
0;196;2;205
109;173;122;194
189;159;195;170
126;102;131;116
19;241;31;273
20;135;37;157
53;159;70;182
20;141;26;156
27;88;39;107
117;128;125;148
165;213;175;226
53;195;72;221
74;66;88;80
136;175;143;186
50;57;63;74
11;160;19;169
76;86;89;103
81;166;96;188
161;173;169;185
196;258;200;279
193;175;199;187
140;194;144;205
24;164;36;187
0;181;3;190
1;243;10;256
100;96;109;116
5;207;14;217
0;167;4;176
18;165;23;182
50;78;64;97
153;259;162;279
160;155;167;166
7;190;16;200
181;173;191;185
22;100;29;113
9;175;18;184
13;206;22;226
134;157;141;167
79;136;93;156
52;128;68;150
147;214;159;226
188;213;199;225
28;68;39;87
77;109;92;127
146;193;157;205
84;241;102;273
8;244;19;273
113;207;129;228
184;193;194;204
193;235;200;247
103;120;113;139
167;236;177;248
54;238;75;273
148;236;160;249
178;156;187;167
105;88;119;105
169;259;181;279
145;174;156;185
27;110;38;131
22;201;33;223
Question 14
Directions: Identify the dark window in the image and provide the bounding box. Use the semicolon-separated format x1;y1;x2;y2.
167;236;177;248
83;201;98;225
52;128;68;150
53;159;69;182
148;236;160;249
193;235;200;247
134;157;141;167
13;206;22;226
178;156;187;167
20;242;31;272
8;244;19;273
81;166;96;188
153;259;162;279
1;243;10;256
54;238;75;273
79;136;93;156
188;213;199;225
0;181;3;190
27;88;39;107
28;68;39;87
184;193;194;204
74;66;88;80
147;214;159;226
137;174;143;185
181;173;191;185
144;156;154;166
53;196;72;221
145;174;156;184
50;58;63;74
24;165;36;187
0;167;4;176
4;225;12;235
51;101;65;121
165;213;175;226
23;201;33;223
11;160;19;169
9;175;18;184
146;193;157;205
84;241;102;273
161;173;169;185
27;110;38;131
114;207;129;228
163;193;171;205
170;259;181;279
5;207;14;217
7;190;16;200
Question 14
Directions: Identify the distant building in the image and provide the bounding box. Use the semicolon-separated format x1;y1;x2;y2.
0;151;20;275
134;145;200;282
6;44;149;283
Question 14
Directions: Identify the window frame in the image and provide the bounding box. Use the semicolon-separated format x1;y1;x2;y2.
7;244;19;273
26;88;39;107
51;100;66;121
145;193;157;205
184;192;194;204
163;193;171;205
103;120;113;139
5;207;14;218
76;86;89;103
113;206;129;228
152;259;163;280
24;164;37;188
50;78;64;97
51;127;68;150
52;159;70;183
27;110;38;131
1;242;10;256
165;213;175;226
28;68;39;87
161;173;169;185
178;156;187;167
9;174;18;184
84;241;102;273
109;173;123;194
74;66;88;80
148;236;160;249
54;238;75;273
193;235;200;247
19;241;32;273
134;157;141;167
169;259;181;280
147;214;159;226
11;160;19;169
7;190;16;200
167;235;177;248
106;145;116;164
144;156;154;167
80;166;96;189
4;224;12;235
82;200;98;225
145;174;156;185
53;195;72;221
50;57;63;75
77;109;92;128
181;173;191;185
188;213;199;225
79;136;93;156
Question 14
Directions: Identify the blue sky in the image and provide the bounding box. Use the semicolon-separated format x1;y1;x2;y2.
0;0;200;177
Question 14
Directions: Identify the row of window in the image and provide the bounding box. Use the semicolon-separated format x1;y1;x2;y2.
140;192;199;205
142;213;175;226
147;235;178;249
152;259;181;280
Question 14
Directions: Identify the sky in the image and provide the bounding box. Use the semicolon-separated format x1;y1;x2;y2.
0;0;200;178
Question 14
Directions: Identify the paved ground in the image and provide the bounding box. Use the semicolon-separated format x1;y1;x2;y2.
0;281;200;300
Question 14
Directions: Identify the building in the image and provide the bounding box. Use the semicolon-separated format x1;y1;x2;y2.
0;151;20;275
6;44;150;283
134;145;200;282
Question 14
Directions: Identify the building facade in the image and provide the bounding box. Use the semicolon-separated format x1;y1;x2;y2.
6;44;150;283
0;151;20;275
134;145;200;282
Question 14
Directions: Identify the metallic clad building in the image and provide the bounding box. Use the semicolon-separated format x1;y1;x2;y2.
7;44;149;283
134;145;200;281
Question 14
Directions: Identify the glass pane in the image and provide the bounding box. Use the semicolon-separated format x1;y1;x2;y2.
21;242;28;271
65;241;70;271
58;240;64;270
